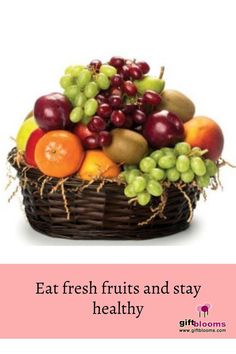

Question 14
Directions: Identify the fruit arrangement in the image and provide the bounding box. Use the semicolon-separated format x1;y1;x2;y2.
10;56;226;239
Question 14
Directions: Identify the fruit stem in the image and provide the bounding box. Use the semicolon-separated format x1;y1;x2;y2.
159;66;165;80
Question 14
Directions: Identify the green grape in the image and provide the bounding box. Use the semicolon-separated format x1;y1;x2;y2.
99;64;117;77
124;164;137;171
137;191;151;206
74;92;87;107
78;69;92;87
190;157;206;176
84;82;99;98
60;75;74;89
150;150;164;163
176;155;190;173
181;169;195;183
64;85;78;100
174;142;191;155
196;174;210;188
139;157;156;173
205;159;218;176
147;180;163;197
119;171;127;182
191;147;202;156
166;167;180;182
126;169;141;184
69;107;84;123
81;116;91;125
133;176;147;193
65;65;84;76
149;168;166;181
96;73;110;90
124;184;137;198
143;173;150;182
84;98;98;117
158;155;176;169
161;147;176;156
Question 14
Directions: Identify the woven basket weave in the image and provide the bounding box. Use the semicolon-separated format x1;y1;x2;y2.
9;148;200;240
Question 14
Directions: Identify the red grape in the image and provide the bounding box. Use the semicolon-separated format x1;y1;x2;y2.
122;103;136;114
101;90;110;98
143;90;162;105
120;65;130;80
110;74;124;87
89;59;102;71
133;109;147;124
96;94;108;104
137;98;146;112
109;95;122;108
97;103;112;118
111;110;126;127
136;61;150;74
123;81;137;96
84;135;99;149
129;64;143;80
88;116;106;132
109;56;125;68
123;115;133;129
125;59;133;65
110;87;122;97
98;131;112;147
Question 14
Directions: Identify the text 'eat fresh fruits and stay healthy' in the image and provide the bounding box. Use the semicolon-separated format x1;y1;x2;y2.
16;57;224;206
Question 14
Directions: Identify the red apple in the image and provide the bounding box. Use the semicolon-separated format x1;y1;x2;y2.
25;128;45;166
34;92;72;131
73;123;98;147
143;110;184;148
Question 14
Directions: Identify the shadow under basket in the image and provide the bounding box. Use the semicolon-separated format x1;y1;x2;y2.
9;148;200;240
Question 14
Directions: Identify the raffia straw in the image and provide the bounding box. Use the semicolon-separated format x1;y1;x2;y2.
80;179;95;192
8;185;20;203
40;176;50;198
210;176;219;190
61;183;70;220
217;158;236;168
175;183;193;223
96;179;106;193
138;193;167;226
49;177;68;194
128;197;138;205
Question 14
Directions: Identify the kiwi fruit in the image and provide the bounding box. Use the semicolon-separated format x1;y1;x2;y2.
159;89;195;122
103;128;148;164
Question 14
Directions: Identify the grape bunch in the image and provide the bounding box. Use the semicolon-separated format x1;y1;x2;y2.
59;56;162;149
120;142;218;206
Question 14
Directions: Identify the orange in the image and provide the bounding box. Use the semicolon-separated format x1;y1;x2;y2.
35;130;84;178
78;150;120;181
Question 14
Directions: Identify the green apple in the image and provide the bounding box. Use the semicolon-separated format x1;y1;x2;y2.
16;116;38;151
134;76;165;94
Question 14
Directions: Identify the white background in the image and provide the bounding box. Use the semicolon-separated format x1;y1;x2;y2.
0;0;236;352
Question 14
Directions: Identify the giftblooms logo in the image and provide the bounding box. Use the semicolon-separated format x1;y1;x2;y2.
197;303;211;317
178;302;227;334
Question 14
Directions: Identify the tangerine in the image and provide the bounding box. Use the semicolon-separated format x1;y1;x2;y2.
35;130;84;177
78;150;120;181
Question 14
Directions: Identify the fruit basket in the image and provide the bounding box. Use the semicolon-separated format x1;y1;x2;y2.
8;57;224;240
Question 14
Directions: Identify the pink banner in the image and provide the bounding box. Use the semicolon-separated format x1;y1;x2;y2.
0;264;235;338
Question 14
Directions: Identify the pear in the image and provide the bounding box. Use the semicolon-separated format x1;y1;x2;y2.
103;129;148;165
134;76;165;94
159;90;195;122
16;116;38;151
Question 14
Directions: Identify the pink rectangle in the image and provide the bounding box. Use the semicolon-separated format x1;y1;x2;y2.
0;264;235;338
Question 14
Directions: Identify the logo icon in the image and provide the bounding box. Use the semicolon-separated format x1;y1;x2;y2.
197;303;211;317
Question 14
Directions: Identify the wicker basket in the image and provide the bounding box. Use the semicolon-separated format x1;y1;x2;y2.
9;148;200;240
